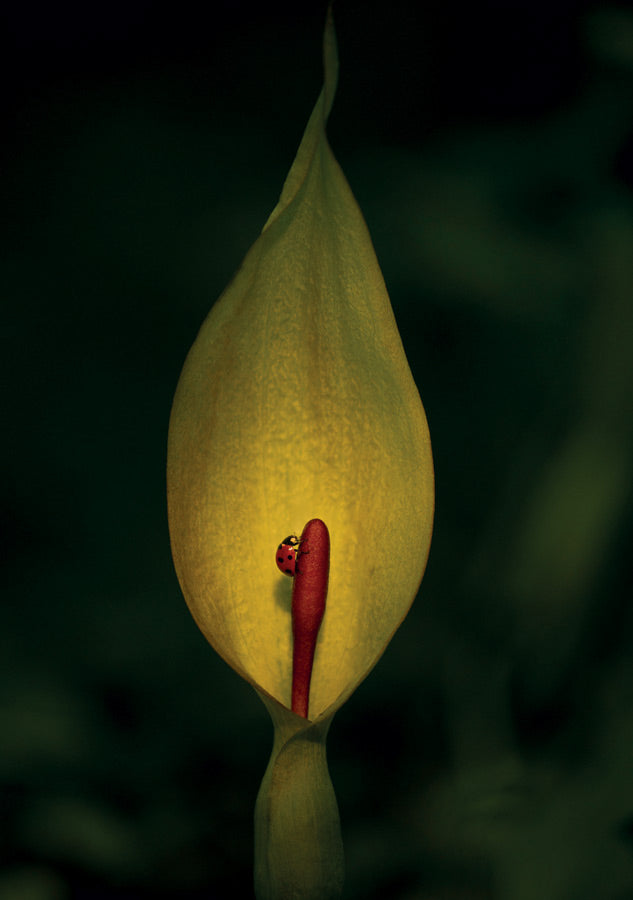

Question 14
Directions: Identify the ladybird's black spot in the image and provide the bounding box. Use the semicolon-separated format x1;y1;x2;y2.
277;556;284;564
287;554;293;560
284;568;293;575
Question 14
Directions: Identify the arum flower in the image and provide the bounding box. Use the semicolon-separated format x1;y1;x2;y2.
167;9;433;899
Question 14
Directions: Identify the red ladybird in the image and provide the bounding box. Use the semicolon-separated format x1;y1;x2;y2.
276;534;301;577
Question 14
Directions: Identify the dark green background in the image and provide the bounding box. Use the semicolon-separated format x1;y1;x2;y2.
3;1;633;897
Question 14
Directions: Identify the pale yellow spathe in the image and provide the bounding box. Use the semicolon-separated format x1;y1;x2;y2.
167;14;433;720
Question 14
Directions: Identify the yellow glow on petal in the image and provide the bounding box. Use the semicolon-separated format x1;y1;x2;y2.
167;11;434;719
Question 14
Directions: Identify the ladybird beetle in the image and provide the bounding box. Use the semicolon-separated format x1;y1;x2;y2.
276;534;301;577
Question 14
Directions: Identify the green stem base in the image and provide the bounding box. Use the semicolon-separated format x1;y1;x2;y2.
254;692;344;900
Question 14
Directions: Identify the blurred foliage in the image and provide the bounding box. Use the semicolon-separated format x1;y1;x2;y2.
2;0;633;898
